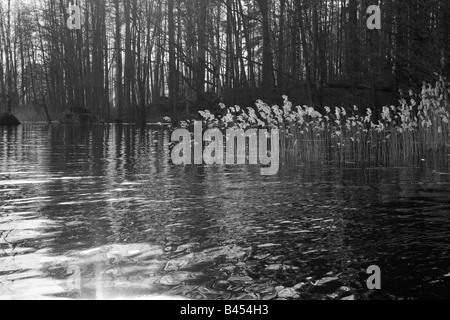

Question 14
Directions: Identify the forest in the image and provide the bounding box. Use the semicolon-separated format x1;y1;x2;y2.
2;1;450;303
0;0;450;125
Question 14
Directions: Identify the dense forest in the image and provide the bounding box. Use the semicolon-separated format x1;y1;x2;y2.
0;0;450;124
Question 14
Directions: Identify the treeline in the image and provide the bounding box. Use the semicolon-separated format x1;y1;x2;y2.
0;0;449;123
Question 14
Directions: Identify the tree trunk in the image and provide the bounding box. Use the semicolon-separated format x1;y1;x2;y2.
168;0;177;120
115;0;123;119
257;0;275;100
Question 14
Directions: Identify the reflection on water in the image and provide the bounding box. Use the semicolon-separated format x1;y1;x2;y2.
1;123;450;300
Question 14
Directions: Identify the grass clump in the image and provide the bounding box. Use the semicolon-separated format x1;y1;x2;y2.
175;79;450;167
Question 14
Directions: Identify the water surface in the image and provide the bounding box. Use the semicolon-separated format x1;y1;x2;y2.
1;123;450;300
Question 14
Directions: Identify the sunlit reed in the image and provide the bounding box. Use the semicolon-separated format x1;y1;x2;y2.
185;80;450;167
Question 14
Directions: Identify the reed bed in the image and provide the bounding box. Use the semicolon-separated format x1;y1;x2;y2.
190;80;450;167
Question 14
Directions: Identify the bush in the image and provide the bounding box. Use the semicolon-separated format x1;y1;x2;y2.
0;113;21;126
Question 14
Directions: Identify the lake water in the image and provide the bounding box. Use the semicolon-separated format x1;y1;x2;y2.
1;123;450;300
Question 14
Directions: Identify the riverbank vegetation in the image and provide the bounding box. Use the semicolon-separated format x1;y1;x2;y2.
193;79;450;166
